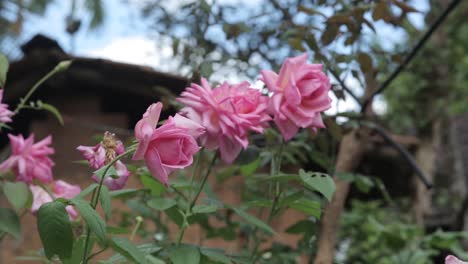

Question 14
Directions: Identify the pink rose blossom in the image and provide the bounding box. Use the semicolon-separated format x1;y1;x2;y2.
133;103;203;186
0;134;54;183
260;53;332;140
178;79;270;163
91;161;129;190
446;255;468;264
30;180;81;220
77;137;129;190
0;89;14;123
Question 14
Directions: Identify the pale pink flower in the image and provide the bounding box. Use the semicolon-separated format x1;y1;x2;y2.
0;89;14;123
0;134;54;184
446;255;468;264
133;103;203;186
30;180;81;220
78;137;129;190
260;53;332;141
178;79;270;163
76;144;106;169
91;161;129;190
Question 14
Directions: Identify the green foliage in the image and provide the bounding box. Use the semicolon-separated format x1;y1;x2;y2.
338;200;467;264
0;52;8;86
71;198;107;244
3;181;31;210
299;169;336;201
0;208;21;240
37;201;74;260
169;244;201;264
110;236;147;264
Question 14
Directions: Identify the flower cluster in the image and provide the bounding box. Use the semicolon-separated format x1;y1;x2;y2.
0;133;81;219
77;131;130;191
133;53;331;185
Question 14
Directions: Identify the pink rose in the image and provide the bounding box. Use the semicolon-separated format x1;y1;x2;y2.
260;53;332;140
0;134;54;183
0;89;13;123
177;79;270;163
78;137;129;190
446;255;468;264
30;180;81;220
133;103;203;186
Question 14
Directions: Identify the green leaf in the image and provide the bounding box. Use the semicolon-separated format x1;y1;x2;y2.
111;236;147;264
289;199;321;218
70;198;107;244
279;190;304;208
100;185;112;221
0;53;8;86
355;175;375;193
37;101;64;125
165;207;184;227
239;158;261;177
169;244;200;264
77;183;98;199
200;248;232;264
231;207;275;235
147;197;177;211
110;188;141;199
104;243;162;264
37;202;73;260
299;169;336;201
3;181;31;210
192;204;218;214
0;208;21;240
140;174;166;196
62;236;86;264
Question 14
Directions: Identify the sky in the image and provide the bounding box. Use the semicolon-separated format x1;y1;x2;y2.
16;0;430;114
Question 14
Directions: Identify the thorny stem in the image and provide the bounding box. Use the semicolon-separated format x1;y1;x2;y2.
81;148;135;264
250;140;284;263
176;152;217;245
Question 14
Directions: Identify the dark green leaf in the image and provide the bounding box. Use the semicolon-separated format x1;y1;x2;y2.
111;236;147;264
77;183;98;199
289;199;321;218
0;208;21;240
100;185;112;221
231;207;275;235
62;236;86;264
3;181;30;210
299;169;336;201
37;202;73;260
200;248;232;264
239;158;261;177
94;165;118;180
70;198;107;244
110;188;141;199
169;244;200;264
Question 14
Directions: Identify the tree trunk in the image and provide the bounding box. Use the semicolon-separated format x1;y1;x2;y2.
313;130;365;264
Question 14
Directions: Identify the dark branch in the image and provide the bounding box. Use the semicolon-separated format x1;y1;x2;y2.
363;122;433;189
327;67;361;105
360;0;462;112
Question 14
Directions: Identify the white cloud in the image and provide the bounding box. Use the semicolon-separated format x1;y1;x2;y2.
81;36;176;72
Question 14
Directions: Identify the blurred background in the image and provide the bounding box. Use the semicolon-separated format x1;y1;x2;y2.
2;0;468;263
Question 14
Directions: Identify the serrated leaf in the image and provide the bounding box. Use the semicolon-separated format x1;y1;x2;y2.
299;169;336;201
100;185;112;220
37;101;64;125
3;181;30;210
192;204;218;214
111;236;147;264
169;244;200;264
0;53;8;86
231;207;275;235
200;248;232;264
71;198;107;244
147;197;177;211
37;202;73;260
0;208;21;240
